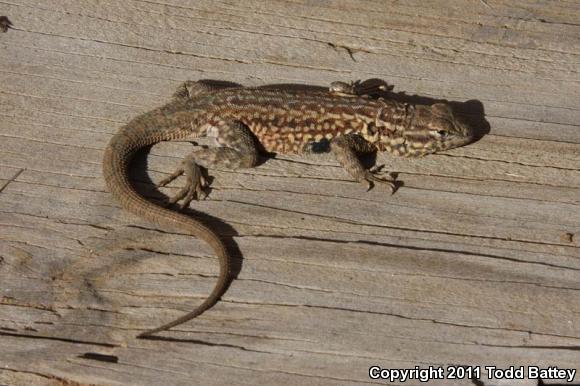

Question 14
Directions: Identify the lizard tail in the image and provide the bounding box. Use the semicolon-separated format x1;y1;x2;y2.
103;123;231;338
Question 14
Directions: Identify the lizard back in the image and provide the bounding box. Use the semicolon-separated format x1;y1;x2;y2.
188;88;389;154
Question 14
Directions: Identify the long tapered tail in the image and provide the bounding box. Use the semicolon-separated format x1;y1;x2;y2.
103;123;231;338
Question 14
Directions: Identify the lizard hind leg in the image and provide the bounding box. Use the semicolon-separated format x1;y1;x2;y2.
161;120;259;209
330;133;397;193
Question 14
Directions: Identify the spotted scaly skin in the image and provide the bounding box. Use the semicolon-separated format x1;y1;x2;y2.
103;80;474;337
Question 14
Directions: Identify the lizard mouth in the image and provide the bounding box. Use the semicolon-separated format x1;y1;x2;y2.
451;118;475;146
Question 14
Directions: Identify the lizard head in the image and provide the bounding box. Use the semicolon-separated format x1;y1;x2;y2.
379;102;474;157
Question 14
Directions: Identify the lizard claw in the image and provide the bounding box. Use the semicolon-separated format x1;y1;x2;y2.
364;166;397;194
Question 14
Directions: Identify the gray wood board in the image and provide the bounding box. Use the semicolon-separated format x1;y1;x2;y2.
1;1;579;385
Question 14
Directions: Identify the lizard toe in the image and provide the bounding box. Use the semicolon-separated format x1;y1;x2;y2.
167;185;190;205
365;170;397;194
158;167;184;187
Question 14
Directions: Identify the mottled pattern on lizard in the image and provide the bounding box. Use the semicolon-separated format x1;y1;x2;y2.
102;80;474;337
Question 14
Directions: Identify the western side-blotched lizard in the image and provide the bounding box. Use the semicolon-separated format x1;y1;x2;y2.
103;80;474;337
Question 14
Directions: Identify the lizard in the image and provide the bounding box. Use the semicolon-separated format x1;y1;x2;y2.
102;79;474;338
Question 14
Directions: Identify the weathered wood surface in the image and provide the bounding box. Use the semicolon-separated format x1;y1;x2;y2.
1;1;579;385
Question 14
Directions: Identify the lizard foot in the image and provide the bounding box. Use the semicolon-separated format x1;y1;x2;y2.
158;155;209;209
329;79;393;97
364;165;397;194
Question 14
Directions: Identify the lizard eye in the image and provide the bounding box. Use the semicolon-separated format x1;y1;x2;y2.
437;130;448;138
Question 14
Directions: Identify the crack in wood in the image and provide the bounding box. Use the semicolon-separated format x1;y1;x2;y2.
225;200;580;250
0;168;24;193
78;352;119;363
0;331;117;347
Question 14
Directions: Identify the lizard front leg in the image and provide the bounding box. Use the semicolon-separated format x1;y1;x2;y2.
160;120;259;209
330;133;396;193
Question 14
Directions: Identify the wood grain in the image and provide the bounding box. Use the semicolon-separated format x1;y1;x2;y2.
1;1;579;385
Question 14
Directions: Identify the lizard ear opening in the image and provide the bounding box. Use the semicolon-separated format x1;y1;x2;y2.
431;103;453;116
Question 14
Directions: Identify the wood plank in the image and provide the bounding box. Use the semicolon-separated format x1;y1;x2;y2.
1;0;579;384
